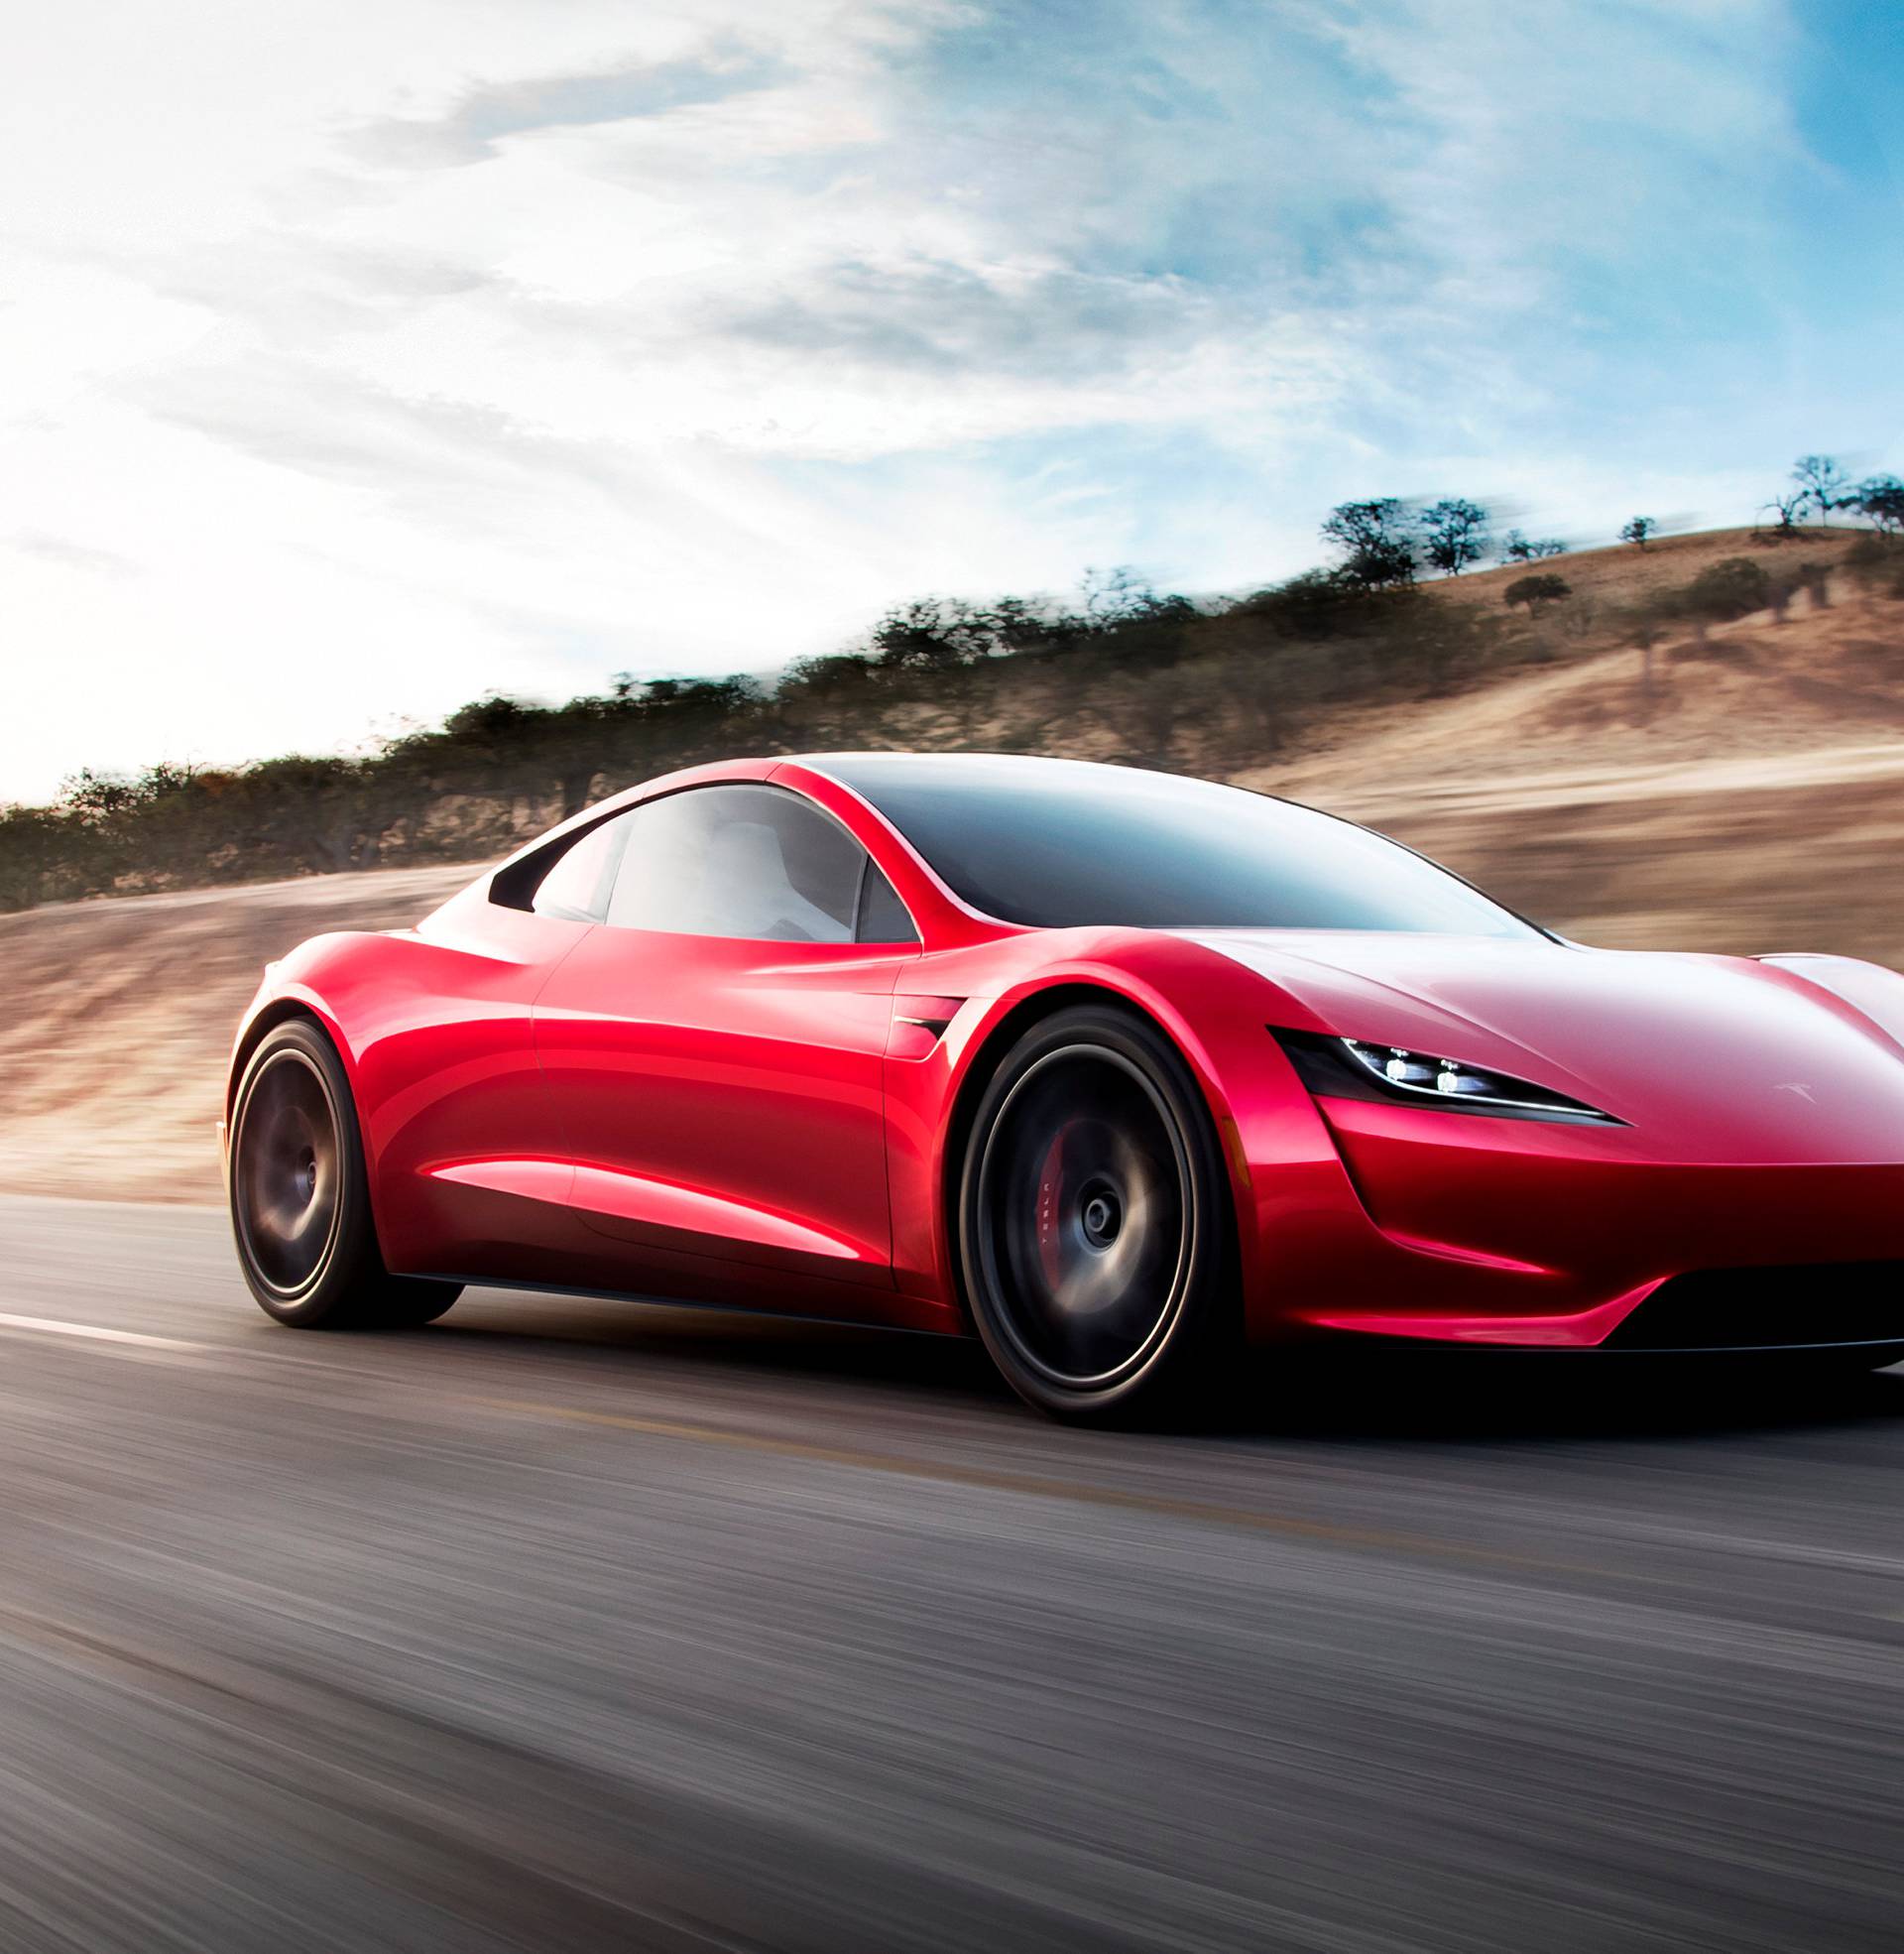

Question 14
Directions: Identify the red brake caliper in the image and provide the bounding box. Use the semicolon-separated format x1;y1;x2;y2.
1034;1127;1069;1293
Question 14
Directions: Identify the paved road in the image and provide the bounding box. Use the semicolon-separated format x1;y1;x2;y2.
2;1195;1902;1952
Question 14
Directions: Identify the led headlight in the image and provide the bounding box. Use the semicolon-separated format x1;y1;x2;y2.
1272;1028;1621;1125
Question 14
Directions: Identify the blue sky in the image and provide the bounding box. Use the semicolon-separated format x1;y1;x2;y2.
3;0;1900;801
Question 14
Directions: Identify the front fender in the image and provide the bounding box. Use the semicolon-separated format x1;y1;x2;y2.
883;931;1353;1335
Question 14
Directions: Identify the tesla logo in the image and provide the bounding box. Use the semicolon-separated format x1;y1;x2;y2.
1773;1082;1817;1103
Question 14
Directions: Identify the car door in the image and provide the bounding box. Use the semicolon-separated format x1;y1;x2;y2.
357;820;627;1277
531;781;920;1294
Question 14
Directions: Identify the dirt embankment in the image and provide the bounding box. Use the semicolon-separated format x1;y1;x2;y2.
0;863;475;1204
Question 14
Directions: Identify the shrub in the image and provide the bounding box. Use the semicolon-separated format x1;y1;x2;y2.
1503;573;1571;615
1237;569;1394;641
1680;557;1771;623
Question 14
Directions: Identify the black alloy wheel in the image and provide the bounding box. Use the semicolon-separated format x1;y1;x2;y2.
959;1004;1237;1421
229;1020;460;1329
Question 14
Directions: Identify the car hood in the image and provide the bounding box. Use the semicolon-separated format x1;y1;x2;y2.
1177;928;1904;1163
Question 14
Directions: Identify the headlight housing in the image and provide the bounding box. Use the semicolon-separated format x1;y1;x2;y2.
1272;1028;1621;1125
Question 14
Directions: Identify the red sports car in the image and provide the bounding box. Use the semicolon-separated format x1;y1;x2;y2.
224;752;1904;1418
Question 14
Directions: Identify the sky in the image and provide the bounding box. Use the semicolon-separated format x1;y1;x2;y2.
3;0;1901;803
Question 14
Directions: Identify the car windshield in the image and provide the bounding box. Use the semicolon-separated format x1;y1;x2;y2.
820;755;1540;936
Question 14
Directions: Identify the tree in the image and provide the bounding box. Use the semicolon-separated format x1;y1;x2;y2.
1618;516;1656;550
1419;497;1488;577
983;595;1059;655
1320;498;1418;589
1754;490;1806;543
59;768;145;822
1854;474;1904;536
868;597;990;670
1500;530;1565;563
1239;568;1374;641
0;804;69;911
1503;573;1571;616
1792;454;1852;526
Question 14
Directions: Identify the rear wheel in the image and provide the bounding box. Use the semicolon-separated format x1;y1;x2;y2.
229;1020;460;1329
958;1005;1237;1421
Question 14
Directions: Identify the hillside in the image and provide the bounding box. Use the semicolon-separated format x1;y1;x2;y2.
3;523;1877;914
1257;537;1904;963
1428;524;1855;612
3;524;1902;1202
1272;538;1903;801
0;863;476;1203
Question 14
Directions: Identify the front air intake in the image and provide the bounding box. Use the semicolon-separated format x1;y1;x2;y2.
1606;1263;1904;1350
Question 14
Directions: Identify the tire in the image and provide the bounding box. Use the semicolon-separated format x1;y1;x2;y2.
228;1020;461;1330
957;1004;1238;1422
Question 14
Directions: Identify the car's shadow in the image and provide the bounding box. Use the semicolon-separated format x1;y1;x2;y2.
1236;1349;1904;1448
431;1289;1011;1404
422;1289;1904;1448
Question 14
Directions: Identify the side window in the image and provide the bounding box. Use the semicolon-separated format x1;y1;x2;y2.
605;785;870;942
530;812;631;922
857;860;918;945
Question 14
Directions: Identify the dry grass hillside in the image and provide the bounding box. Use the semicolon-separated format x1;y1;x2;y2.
1254;535;1904;962
0;863;476;1204
4;527;1902;1203
1433;524;1856;613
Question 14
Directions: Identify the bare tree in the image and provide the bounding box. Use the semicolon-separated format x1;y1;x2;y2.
1792;454;1853;526
1500;531;1567;563
1079;564;1155;624
1618;516;1656;550
1754;490;1806;543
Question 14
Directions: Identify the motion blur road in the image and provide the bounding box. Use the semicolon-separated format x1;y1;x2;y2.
3;1196;1902;1952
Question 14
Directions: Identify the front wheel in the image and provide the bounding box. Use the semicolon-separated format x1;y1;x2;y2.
958;1005;1238;1422
229;1020;461;1329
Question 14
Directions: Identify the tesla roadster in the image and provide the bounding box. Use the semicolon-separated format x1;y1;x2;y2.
224;752;1904;1418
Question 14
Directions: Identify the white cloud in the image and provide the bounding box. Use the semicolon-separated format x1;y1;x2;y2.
0;0;1878;802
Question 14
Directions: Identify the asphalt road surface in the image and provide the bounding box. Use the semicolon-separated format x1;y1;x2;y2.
3;1194;1902;1953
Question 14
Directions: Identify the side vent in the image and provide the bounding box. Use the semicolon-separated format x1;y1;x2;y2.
890;995;966;1058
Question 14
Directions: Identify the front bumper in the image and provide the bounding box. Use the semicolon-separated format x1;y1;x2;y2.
1244;1095;1904;1349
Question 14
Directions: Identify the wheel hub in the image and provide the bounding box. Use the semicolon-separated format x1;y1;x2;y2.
1079;1182;1122;1250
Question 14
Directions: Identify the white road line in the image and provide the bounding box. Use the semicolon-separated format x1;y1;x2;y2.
0;1312;204;1352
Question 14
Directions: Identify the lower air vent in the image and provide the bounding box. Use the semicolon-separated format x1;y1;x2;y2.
1607;1262;1904;1350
